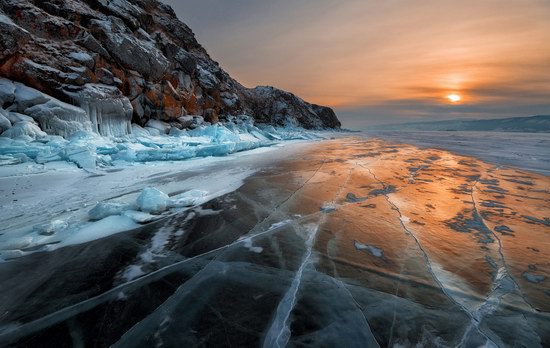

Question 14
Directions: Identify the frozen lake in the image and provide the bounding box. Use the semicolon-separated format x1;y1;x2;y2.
1;137;549;347
363;131;550;175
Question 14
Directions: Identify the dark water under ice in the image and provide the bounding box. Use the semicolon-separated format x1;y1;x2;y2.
1;137;549;347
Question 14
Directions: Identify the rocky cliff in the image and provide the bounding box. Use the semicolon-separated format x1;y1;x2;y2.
0;0;340;138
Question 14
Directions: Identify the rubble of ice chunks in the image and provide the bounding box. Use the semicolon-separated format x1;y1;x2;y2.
170;189;209;207
0;112;11;133
0;119;323;169
0;78;327;169
134;187;209;214
88;187;208;224
0;186;211;261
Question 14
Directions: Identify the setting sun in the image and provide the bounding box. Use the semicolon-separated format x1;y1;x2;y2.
447;94;461;103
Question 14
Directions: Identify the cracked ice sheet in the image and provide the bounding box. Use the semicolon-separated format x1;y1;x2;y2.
1;137;550;347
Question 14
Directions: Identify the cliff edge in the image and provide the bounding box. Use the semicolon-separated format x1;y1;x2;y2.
0;0;340;138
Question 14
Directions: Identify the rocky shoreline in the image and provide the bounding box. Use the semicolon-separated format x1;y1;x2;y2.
0;0;340;141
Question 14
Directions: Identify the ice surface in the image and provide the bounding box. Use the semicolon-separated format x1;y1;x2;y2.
60;215;139;247
364;130;550;175
88;201;132;221
169;189;208;208
0;138;312;263
3;137;550;347
33;220;68;236
136;187;170;213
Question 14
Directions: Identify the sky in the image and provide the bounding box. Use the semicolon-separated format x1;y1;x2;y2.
162;0;550;129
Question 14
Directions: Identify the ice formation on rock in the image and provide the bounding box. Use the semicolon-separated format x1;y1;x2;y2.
1;80;130;138
64;84;133;137
0;121;46;139
0;100;328;169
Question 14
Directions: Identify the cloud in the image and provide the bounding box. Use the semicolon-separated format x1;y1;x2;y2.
163;0;550;126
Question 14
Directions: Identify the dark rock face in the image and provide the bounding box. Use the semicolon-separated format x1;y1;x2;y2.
245;86;340;129
0;0;340;134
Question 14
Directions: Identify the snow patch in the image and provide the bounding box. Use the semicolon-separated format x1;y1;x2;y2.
354;241;384;258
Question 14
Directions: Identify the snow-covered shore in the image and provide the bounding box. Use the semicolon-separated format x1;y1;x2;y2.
0;126;334;262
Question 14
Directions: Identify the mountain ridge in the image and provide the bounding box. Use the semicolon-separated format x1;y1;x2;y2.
368;115;550;133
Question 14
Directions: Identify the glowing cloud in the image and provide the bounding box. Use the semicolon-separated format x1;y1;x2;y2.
165;0;550;126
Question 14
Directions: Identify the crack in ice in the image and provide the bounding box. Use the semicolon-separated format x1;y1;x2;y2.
263;163;359;347
361;164;499;347
262;223;320;348
460;180;542;346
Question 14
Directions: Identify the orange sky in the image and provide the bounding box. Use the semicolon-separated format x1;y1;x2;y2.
164;0;550;127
